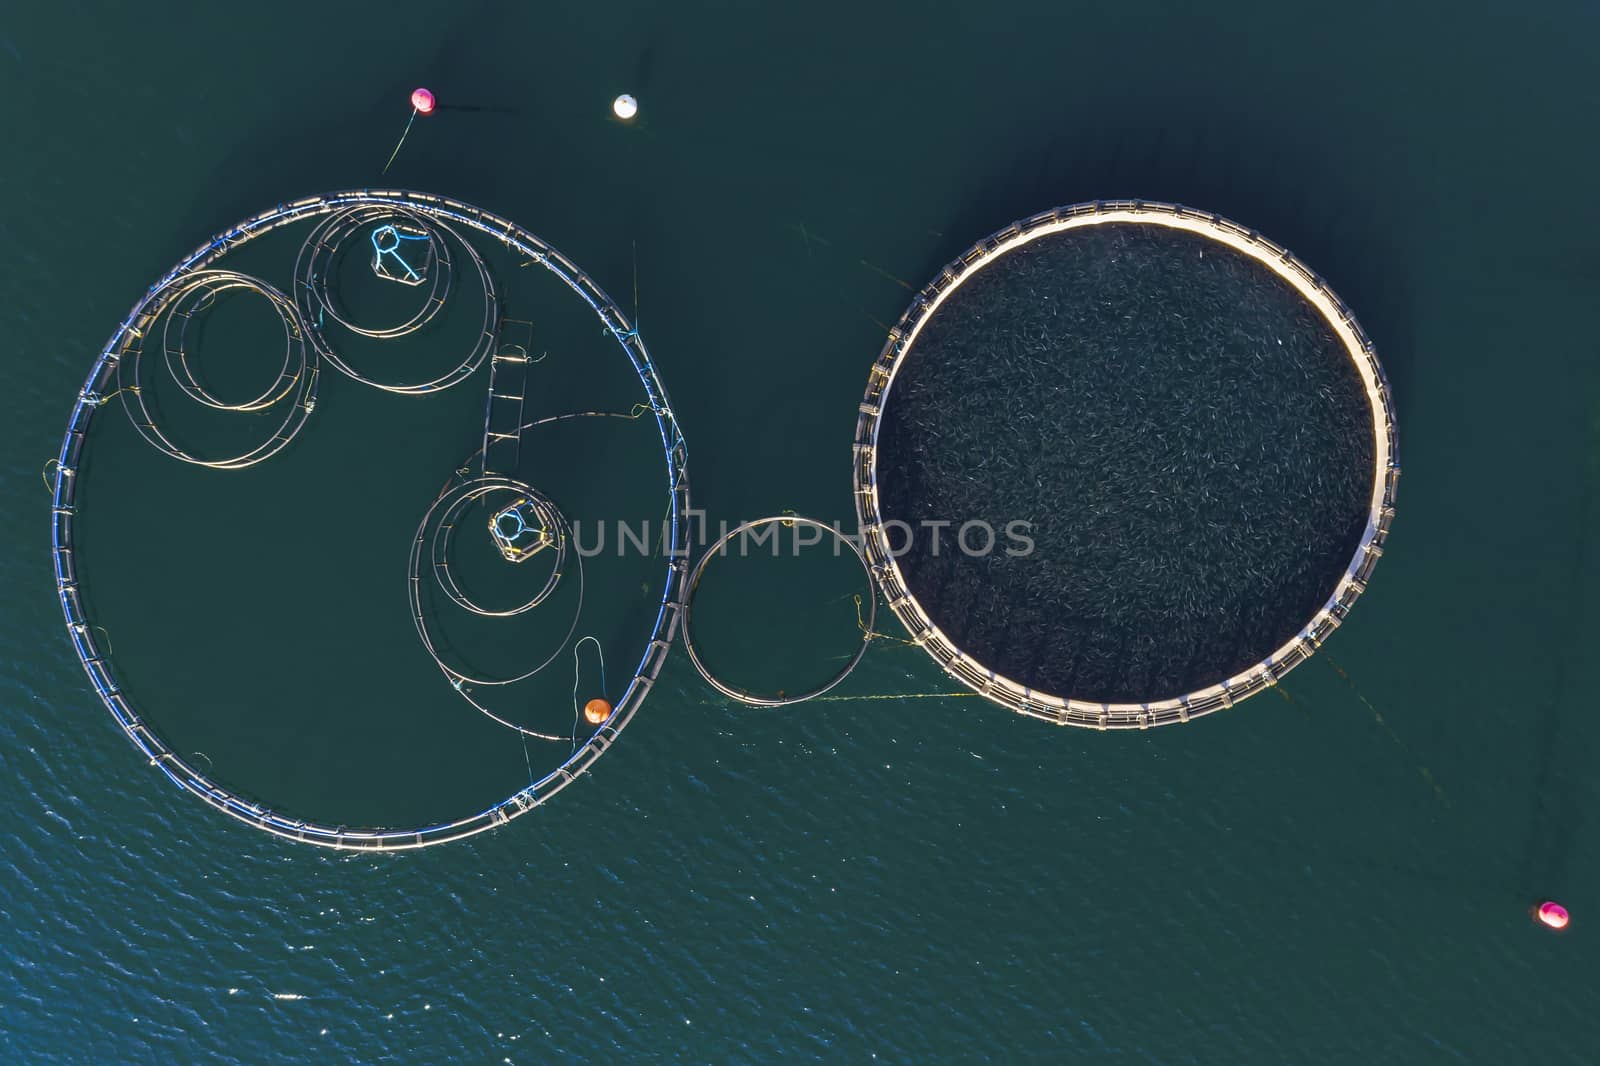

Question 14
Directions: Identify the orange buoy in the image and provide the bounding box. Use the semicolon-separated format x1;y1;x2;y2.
1536;901;1570;930
583;698;613;725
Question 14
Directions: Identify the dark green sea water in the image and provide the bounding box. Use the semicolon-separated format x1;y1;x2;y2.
3;2;1598;1062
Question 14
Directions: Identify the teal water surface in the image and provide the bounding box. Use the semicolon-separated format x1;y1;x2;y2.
3;2;1598;1062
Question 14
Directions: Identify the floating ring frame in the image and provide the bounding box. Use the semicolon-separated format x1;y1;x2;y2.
682;516;877;708
53;191;691;849
850;200;1399;730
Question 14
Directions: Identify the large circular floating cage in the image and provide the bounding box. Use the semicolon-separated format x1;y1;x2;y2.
51;190;691;848
851;201;1399;729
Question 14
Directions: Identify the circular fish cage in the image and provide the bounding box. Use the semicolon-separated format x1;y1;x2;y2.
680;516;877;708
51;190;690;848
851;201;1399;729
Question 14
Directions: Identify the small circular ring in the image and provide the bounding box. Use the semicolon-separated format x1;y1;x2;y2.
161;274;301;412
432;483;568;618
118;269;316;470
293;205;499;394
299;206;453;340
407;475;581;687
682;515;876;707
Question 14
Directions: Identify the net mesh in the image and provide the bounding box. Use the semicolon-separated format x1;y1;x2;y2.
874;221;1375;704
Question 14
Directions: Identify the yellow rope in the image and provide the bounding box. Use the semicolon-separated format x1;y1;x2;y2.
1322;654;1447;803
705;689;980;706
859;258;914;291
863;310;893;335
41;459;59;495
786;221;912;290
811;690;982;702
855;594;916;646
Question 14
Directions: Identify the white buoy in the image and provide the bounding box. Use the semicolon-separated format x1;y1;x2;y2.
612;94;638;120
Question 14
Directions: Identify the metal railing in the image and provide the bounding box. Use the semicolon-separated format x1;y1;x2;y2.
850;201;1399;729
51;190;692;847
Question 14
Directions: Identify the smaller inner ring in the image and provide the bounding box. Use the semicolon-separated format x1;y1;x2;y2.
681;516;876;708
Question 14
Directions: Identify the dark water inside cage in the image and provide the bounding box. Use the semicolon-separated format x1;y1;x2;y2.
876;223;1374;702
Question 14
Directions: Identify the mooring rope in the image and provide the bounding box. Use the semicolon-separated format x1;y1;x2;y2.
518;731;535;787
1320;654;1446;803
381;107;419;175
787;220;915;290
811;691;982;703
854;593;917;647
570;636;608;752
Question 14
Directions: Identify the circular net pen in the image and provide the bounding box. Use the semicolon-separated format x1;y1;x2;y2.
851;201;1399;729
51;190;691;848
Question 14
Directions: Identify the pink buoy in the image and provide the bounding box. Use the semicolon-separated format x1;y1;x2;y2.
1536;901;1570;930
411;87;437;115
